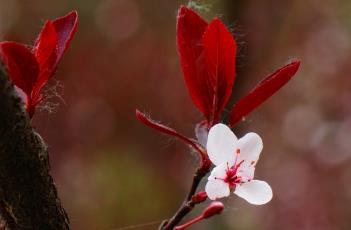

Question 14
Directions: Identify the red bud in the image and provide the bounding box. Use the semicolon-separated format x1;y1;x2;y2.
191;191;207;203
202;201;224;219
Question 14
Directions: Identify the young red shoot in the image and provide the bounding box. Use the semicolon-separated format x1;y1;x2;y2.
0;11;78;118
176;6;300;129
177;6;236;127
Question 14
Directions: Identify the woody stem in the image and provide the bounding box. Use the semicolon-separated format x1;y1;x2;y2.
159;168;208;230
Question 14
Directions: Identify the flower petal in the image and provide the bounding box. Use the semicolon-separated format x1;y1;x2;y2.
205;179;230;200
234;180;272;205
237;132;263;168
208;163;228;181
237;165;255;182
207;123;237;166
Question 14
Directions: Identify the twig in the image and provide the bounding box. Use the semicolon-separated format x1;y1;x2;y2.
160;168;208;230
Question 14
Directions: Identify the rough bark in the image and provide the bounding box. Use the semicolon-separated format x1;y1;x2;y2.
0;64;69;230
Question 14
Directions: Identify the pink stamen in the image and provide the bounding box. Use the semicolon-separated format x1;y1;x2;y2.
233;148;240;166
222;153;245;188
214;149;247;188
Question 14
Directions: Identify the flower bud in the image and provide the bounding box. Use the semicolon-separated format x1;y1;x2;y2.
191;191;207;203
202;201;224;219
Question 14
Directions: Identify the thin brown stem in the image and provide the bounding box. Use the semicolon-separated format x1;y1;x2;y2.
160;169;208;230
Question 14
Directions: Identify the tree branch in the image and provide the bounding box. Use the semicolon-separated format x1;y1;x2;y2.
0;64;70;229
160;168;208;230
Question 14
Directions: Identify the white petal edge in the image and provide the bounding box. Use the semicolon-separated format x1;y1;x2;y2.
207;123;238;166
208;163;228;181
237;132;263;168
234;180;272;205
205;179;230;200
237;165;255;183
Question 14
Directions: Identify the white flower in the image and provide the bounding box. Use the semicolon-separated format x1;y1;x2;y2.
205;123;273;205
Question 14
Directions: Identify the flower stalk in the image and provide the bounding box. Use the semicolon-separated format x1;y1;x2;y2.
160;168;209;230
174;202;224;230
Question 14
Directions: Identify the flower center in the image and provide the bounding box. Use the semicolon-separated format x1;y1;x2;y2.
213;148;248;188
223;148;244;188
224;160;244;188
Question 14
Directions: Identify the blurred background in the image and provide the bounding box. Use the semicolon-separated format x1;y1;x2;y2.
1;0;351;229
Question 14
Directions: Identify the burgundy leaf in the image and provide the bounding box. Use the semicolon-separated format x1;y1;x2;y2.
202;18;236;125
33;20;58;100
228;60;301;126
52;10;78;64
176;6;211;120
0;42;39;96
0;11;78;118
34;20;57;69
135;109;205;155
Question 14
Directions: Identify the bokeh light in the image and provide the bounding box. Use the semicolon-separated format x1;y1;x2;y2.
95;0;140;42
0;0;19;39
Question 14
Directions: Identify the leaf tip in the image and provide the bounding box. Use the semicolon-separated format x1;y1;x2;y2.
178;5;190;15
283;59;301;77
135;109;150;125
135;108;143;119
210;17;222;25
64;10;78;22
177;5;201;22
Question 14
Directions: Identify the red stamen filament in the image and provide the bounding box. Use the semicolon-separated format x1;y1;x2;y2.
233;148;240;166
215;159;245;188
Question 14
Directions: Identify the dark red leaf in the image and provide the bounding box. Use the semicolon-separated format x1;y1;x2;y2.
52;10;78;64
202;18;236;124
135;109;205;156
0;42;39;96
176;6;211;120
228;60;301;126
177;6;236;126
33;20;58;100
34;20;57;69
0;11;78;118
